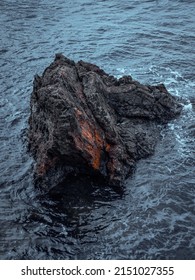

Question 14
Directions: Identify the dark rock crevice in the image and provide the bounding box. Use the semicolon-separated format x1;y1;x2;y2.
28;54;182;188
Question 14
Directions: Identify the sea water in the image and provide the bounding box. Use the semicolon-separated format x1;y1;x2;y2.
0;0;194;259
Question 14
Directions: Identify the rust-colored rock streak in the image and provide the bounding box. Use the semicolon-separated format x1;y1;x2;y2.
74;109;104;170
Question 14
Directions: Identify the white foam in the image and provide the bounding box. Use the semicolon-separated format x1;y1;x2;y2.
116;67;125;74
167;123;175;130
183;103;193;111
116;67;126;78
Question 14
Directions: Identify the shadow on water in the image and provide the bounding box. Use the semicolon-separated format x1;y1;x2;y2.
48;174;125;203
32;174;125;233
10;174;125;259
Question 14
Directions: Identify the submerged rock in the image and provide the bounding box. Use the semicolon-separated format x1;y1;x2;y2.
28;54;182;188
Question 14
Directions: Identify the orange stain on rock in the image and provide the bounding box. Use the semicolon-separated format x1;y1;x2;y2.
74;109;105;170
37;162;46;176
105;143;111;152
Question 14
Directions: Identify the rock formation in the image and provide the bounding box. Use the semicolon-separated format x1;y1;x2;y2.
28;54;182;188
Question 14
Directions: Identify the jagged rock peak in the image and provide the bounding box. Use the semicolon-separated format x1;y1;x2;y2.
28;54;182;188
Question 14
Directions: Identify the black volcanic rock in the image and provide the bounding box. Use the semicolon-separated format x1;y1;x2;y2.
28;54;182;188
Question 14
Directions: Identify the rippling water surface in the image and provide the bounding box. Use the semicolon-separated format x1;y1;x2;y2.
0;0;195;259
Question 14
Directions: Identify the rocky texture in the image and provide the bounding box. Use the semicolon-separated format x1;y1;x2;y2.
28;54;182;188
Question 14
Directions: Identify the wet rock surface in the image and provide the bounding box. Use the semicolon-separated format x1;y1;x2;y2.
28;54;182;188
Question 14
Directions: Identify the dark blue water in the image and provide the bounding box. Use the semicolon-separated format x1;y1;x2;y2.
0;0;195;259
